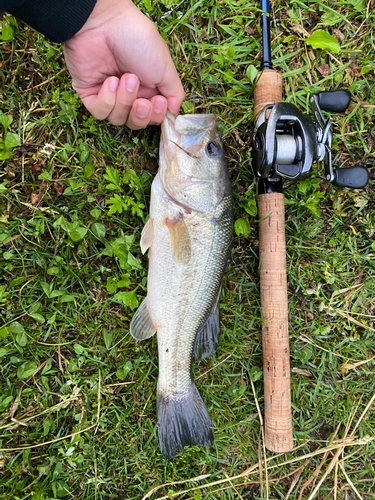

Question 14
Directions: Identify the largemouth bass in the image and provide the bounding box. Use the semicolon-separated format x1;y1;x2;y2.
130;111;233;459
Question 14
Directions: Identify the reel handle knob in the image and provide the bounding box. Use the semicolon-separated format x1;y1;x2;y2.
331;166;369;189
317;90;351;113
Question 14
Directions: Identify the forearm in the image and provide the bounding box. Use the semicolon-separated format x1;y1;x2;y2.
1;0;97;42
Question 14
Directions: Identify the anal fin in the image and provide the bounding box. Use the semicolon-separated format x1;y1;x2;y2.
193;294;220;362
130;298;156;341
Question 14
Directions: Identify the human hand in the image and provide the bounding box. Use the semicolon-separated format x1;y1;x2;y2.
63;0;185;129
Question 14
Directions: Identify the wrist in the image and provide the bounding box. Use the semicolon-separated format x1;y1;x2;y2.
75;0;136;36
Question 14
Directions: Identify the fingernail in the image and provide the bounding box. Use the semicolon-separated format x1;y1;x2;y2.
109;77;119;92
126;73;139;92
154;97;166;114
136;102;150;119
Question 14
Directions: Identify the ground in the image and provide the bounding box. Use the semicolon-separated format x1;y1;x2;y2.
0;0;374;499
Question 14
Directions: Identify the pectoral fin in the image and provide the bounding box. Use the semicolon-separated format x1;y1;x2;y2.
165;217;191;263
130;298;156;341
140;218;154;254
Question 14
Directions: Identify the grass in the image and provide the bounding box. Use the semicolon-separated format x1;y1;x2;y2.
0;0;374;498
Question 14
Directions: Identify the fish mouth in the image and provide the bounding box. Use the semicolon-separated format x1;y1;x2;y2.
162;110;217;137
161;110;217;158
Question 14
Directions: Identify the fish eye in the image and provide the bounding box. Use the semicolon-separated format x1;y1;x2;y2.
206;141;220;156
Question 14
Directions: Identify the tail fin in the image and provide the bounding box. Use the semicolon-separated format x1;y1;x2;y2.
157;383;214;459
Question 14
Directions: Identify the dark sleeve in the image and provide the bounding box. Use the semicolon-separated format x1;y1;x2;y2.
2;0;97;43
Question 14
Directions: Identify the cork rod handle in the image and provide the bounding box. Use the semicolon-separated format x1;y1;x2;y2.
258;194;293;452
254;68;293;452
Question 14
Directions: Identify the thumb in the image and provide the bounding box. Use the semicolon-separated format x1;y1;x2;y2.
157;66;185;117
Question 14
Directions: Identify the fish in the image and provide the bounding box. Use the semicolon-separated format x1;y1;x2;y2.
130;110;233;459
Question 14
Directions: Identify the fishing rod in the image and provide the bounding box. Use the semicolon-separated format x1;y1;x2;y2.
252;0;369;453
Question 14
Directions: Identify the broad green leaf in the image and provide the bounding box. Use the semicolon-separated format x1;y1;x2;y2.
123;169;141;190
29;302;42;314
181;101;195;114
90;208;101;218
16;331;28;346
0;148;11;160
91;222;106;242
5;132;21;149
9;321;24;334
305;30;340;53
127;252;142;270
8;276;27;288
0;113;12;129
18;361;37;379
1;395;13;407
159;0;179;8
38;171;52;181
227;382;247;400
116;361;133;379
113;289;139;309
3;251;14;260
106;277;118;293
61;294;75;302
0;348;7;358
321;11;341;26
78;143;90;162
246;64;258;83
104;167;121;190
30;313;45;323
107;194;126;215
41;282;51;297
84;163;95;178
47;266;60;275
117;274;131;287
0;327;9;338
74;344;86;356
0;22;14;41
69;226;88;241
347;0;365;7
234;218;251;237
242;197;257;216
203;74;219;84
103;329;113;349
250;366;263;382
113;243;128;268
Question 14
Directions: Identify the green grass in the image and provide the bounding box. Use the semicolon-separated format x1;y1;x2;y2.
0;0;374;498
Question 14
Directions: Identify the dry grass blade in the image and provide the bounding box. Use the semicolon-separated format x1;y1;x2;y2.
341;355;375;375
326;307;375;333
299;424;340;500
339;462;364;500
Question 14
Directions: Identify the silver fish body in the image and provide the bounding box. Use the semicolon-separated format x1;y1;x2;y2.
130;111;233;459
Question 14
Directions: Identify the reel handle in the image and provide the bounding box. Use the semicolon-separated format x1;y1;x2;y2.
331;166;370;189
317;90;351;113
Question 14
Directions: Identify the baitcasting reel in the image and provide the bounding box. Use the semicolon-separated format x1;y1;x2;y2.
252;90;369;189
